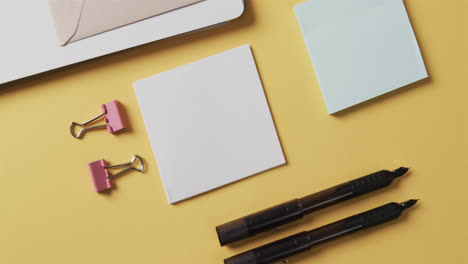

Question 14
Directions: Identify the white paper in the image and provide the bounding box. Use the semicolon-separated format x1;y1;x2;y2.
134;45;285;203
294;0;428;114
0;0;245;85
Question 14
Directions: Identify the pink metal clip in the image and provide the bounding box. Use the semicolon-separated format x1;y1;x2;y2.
88;155;145;192
88;160;112;192
102;100;125;133
70;100;126;138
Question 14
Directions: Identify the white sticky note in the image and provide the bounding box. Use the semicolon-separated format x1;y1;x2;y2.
134;45;285;203
294;0;428;114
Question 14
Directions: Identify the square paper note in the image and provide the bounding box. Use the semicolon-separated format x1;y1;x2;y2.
134;45;285;203
294;0;428;114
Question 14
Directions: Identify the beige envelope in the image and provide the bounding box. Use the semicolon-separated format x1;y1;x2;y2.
48;0;204;46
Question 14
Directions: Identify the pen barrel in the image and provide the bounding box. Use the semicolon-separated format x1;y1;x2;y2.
224;232;312;264
225;202;406;264
305;202;404;247
217;169;399;246
300;170;395;214
304;202;403;247
351;202;403;229
225;216;367;264
216;199;304;246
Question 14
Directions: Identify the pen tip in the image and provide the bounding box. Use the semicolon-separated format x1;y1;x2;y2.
400;199;419;210
392;167;409;178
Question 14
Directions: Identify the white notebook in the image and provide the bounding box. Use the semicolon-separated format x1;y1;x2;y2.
134;45;285;204
0;0;245;85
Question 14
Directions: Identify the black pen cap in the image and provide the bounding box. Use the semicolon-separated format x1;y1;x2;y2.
216;218;249;246
224;251;256;264
216;199;304;246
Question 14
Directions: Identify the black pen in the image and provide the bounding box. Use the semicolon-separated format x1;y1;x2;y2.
216;167;409;246
224;199;418;264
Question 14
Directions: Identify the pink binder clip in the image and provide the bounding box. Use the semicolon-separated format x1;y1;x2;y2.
88;155;145;192
70;100;126;138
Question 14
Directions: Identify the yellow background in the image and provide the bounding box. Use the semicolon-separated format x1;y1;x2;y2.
1;0;467;263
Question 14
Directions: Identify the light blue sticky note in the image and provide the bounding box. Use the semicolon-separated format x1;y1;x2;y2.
294;0;428;114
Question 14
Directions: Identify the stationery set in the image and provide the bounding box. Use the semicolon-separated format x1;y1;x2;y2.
3;0;428;263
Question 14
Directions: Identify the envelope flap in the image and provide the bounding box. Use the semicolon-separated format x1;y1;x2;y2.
48;0;86;45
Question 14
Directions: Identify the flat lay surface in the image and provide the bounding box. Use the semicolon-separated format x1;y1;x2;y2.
0;0;466;263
